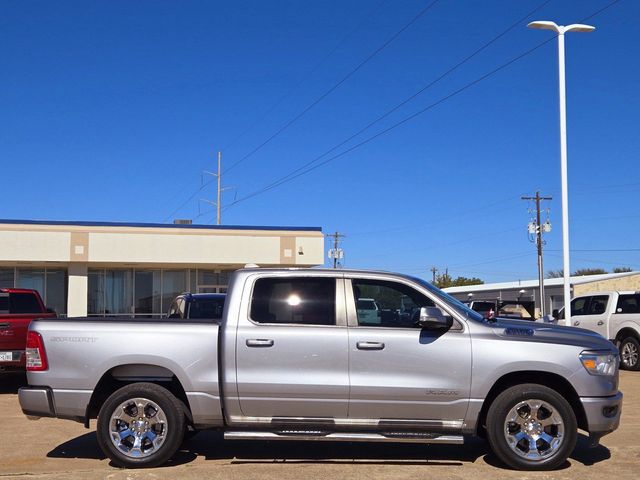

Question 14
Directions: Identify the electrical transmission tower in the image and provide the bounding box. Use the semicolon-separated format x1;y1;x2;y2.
326;232;345;269
522;192;552;317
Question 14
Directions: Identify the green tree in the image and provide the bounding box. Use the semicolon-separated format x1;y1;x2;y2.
434;273;483;289
451;276;484;287
613;267;633;273
573;268;607;276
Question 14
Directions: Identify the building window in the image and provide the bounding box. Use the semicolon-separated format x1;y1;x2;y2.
88;270;105;315
134;270;161;317
0;267;68;315
161;270;187;312
0;268;15;288
88;268;188;317
196;269;232;294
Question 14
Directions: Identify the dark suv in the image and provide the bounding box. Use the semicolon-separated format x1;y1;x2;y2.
167;293;226;320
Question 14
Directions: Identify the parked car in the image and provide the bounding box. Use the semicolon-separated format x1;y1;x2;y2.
555;291;640;370
19;268;621;471
166;293;226;320
355;297;381;324
465;300;535;320
0;288;56;373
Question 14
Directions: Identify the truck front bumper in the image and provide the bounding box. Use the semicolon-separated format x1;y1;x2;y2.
580;391;623;445
19;387;55;419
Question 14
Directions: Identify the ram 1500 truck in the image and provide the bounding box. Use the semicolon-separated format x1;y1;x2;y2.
556;291;640;371
19;268;622;471
0;288;56;373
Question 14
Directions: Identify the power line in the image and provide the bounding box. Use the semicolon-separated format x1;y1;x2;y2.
222;0;621;211
226;0;552;202
224;38;555;210
223;0;442;175
221;0;388;153
162;178;215;223
548;248;640;253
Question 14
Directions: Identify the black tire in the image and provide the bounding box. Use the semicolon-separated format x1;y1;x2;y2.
96;382;185;468
486;383;577;471
619;336;640;371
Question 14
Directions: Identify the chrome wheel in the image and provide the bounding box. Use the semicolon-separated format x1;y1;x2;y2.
504;398;565;461
109;397;168;458
621;341;639;368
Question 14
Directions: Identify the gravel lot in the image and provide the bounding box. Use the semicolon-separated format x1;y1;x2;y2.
1;371;638;480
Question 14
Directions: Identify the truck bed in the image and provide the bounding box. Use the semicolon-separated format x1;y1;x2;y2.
24;317;224;428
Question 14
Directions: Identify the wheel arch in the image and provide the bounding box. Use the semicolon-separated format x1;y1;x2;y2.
615;326;640;343
476;370;587;437
85;364;192;428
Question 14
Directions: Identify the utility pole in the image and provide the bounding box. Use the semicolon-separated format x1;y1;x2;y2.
522;192;552;317
202;151;233;225
216;151;222;225
326;232;345;269
430;266;438;283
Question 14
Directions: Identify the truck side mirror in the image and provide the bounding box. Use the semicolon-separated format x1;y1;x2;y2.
418;306;452;330
552;309;559;318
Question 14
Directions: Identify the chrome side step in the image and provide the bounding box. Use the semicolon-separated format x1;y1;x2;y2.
224;430;464;444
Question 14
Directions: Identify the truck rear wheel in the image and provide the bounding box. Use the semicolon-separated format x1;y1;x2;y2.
619;336;640;371
486;383;576;470
96;382;185;468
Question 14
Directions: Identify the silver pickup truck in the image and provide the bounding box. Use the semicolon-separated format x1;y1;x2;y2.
19;268;622;471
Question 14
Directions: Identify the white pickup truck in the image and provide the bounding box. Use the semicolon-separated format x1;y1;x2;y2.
556;291;640;370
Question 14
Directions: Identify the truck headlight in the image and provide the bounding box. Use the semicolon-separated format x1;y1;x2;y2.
579;351;618;376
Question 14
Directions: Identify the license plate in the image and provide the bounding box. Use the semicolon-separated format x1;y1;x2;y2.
0;352;13;362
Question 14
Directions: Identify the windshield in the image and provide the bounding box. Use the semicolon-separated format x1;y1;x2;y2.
409;275;485;323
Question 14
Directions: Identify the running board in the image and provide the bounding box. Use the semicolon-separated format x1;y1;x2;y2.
224;431;463;444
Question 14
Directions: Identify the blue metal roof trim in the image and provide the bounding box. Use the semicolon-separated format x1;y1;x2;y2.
0;219;322;232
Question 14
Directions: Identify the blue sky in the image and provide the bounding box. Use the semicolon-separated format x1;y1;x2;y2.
1;0;638;283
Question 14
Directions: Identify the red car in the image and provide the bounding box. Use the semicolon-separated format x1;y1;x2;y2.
0;288;57;373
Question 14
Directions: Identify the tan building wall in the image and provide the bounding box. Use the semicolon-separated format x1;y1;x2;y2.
0;223;323;268
0;220;325;316
573;273;640;296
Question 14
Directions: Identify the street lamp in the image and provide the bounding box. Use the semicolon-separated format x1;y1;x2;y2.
527;20;595;326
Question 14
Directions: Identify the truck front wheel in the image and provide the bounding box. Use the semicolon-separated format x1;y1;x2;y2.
619;336;640;371
486;383;577;470
96;382;185;468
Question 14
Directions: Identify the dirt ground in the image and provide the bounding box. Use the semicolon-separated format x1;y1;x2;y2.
1;371;638;480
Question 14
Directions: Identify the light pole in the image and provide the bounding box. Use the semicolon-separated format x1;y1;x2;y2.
527;21;595;326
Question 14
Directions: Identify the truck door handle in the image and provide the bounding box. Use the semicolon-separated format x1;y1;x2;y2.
573;321;580;326
246;339;274;348
356;341;385;351
597;321;604;326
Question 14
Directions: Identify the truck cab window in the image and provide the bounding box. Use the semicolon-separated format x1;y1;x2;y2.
250;277;336;325
9;292;42;314
351;279;435;328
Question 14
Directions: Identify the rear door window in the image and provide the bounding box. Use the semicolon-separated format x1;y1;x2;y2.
250;277;336;325
586;295;609;315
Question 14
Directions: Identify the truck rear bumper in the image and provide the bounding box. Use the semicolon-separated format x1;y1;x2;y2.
580;391;623;443
0;350;25;372
18;387;55;418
